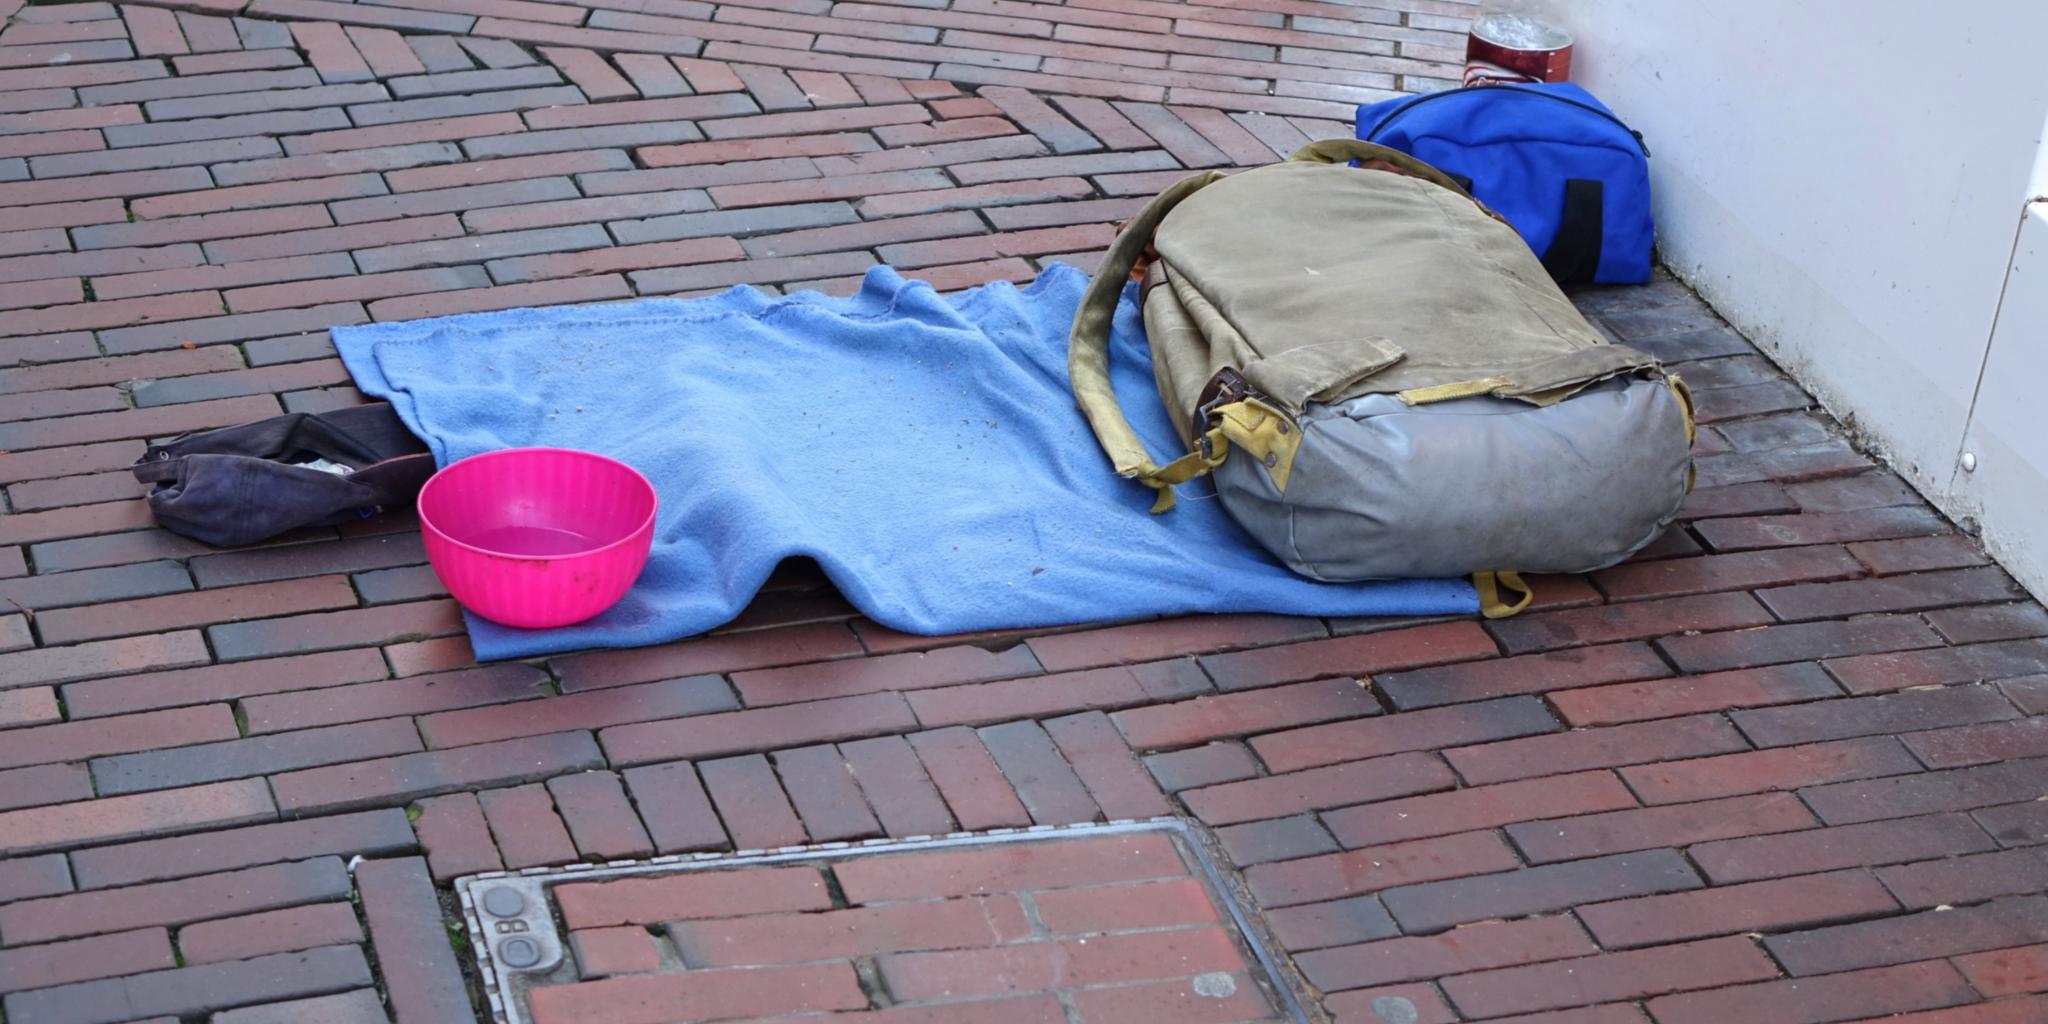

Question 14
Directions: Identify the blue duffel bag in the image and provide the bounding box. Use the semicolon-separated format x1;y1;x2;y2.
1355;82;1653;284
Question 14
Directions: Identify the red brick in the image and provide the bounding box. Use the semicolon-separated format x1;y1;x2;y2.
976;719;1101;824
558;865;831;929
0;928;175;998
1245;695;1547;773
0;704;236;771
1805;755;2048;826
641;131;873;168
1507;791;1819;863
1323;984;1460;1024
1021;614;1317;672
880;927;1246;1000
1263;893;1398;952
386;148;628;191
602;692;917;766
0;394;279;451
839;831;1182;905
1691;812;1999;883
0;439;144;485
0;762;91;813
701;753;808;850
570;927;661;978
1111;677;1379;752
36;576;357;645
1827;638;2048;694
419;675;732;749
1021;877;1215;937
548;771;656;860
191;532;425;588
271;731;606;814
1444;713;1748;785
621;761;729;854
909;659;1201;728
241;663;545;734
0;497;151;547
1380;848;1703;934
1295;916;1593;992
1594;544;1863;600
900;725;1031;830
177;901;363;964
1735;682;2018;747
1241;830;1519;909
1551;662;1842;727
1954;944;2048;997
1880;847;2048;909
1142;741;1258;793
0;686;60;728
1698;506;1950;552
837;735;955;837
1043;710;1172;819
354;856;472;1024
1931;603;2048;645
1660;613;1943;674
530;962;867;1024
1323;770;1637;848
551;621;860;690
344;25;424;76
1182;751;1454;826
62;648;390;718
1580;869;1900;950
4;945;375;1023
386;636;474;677
1908;716;2048;768
1622;736;1923;804
0;852;71;904
1761;566;2019;622
1766;895;2048;976
411;792;502;882
1488;592;1774;655
1379;642;1671;710
1196;620;1495;689
479;782;579;869
675;896;1031;968
774;744;882;842
0;857;349;945
1443;936;1779;1018
857;175;1096;217
208;598;463;661
1849;533;1991;575
66;808;413;889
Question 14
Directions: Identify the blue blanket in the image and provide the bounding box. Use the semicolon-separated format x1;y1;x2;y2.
335;264;1476;660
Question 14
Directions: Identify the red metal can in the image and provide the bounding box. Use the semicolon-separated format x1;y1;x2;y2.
1464;12;1572;85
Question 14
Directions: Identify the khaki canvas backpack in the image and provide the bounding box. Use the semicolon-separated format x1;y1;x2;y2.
1068;140;1696;617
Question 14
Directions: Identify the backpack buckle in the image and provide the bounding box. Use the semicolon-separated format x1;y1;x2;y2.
1193;368;1266;436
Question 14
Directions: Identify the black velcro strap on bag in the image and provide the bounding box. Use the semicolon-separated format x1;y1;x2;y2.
1540;178;1605;284
134;403;435;547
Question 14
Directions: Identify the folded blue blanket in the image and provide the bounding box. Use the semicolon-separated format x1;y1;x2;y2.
335;264;1476;661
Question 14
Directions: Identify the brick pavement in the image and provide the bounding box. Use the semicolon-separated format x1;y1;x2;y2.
3;0;2048;1021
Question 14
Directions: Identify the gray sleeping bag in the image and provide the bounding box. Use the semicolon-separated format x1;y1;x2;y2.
1067;139;1696;616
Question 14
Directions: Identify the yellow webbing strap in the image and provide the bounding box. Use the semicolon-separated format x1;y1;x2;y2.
1132;396;1304;513
1474;571;1534;619
1399;376;1514;406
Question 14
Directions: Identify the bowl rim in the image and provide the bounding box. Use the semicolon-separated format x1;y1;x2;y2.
417;447;658;563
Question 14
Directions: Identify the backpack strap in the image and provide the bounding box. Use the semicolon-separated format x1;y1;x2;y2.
1067;140;1470;514
1068;169;1227;513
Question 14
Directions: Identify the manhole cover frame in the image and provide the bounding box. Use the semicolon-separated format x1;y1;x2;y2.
455;816;1317;1024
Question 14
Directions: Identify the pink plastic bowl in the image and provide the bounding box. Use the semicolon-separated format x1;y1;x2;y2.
417;448;656;629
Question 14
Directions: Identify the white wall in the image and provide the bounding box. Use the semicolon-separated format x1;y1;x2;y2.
1561;1;2048;598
